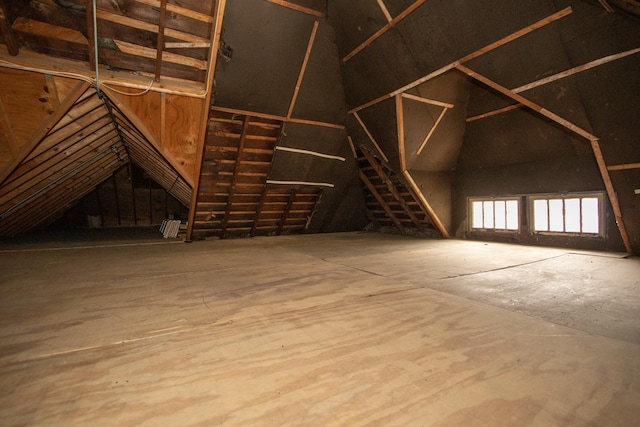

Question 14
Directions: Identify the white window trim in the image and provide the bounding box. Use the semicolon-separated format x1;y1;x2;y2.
468;196;520;233
527;192;605;238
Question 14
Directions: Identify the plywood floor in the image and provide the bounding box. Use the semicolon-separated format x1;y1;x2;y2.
1;232;639;426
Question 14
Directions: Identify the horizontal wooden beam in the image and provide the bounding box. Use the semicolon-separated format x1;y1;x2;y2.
211;106;345;130
136;0;216;23
401;93;454;109
513;47;640;93
466;103;523;122
607;162;640;171
343;0;426;62
265;0;324;17
456;64;597;140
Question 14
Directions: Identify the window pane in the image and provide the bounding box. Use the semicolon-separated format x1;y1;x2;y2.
549;199;564;232
494;201;506;229
564;198;581;232
506;200;519;230
472;201;483;229
483;201;494;228
582;198;599;233
533;199;548;231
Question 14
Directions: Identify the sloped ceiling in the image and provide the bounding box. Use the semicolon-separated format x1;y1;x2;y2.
0;0;638;253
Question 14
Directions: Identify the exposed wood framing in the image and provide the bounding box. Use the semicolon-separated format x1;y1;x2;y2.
395;95;406;172
221;115;251;235
0;1;18;56
211;106;345;130
154;0;169;81
0;80;89;185
377;0;393;22
401;93;454;109
416;107;447;155
343;0;427;62
265;0;324;17
275;146;345;161
101;86;195;187
456;63;632;254
589;139;633;254
466;103;523;122
186;0;227;241
85;0;96;71
608;162;640;171
346;136;358;159
348;7;573;114
136;0;216;23
597;0;616;12
513;47;640;93
402;170;450;238
277;190;296;235
353;112;389;162
288;21;319;119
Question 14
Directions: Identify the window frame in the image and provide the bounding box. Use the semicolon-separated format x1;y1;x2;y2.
527;192;605;238
468;196;520;233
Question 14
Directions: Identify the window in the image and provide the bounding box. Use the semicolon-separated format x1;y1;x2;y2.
470;198;519;231
530;193;602;236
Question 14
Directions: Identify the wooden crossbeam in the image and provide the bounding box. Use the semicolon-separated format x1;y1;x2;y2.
416;107;447;155
456;64;632;254
513;48;640;94
401;93;454;109
185;0;226;241
288;21;319;119
154;0;168;81
85;0;96;71
466;103;523;122
608;162;640;171
396;95;406;172
377;0;393;22
343;0;426;62
211;106;345;130
353;112;389;162
265;0;324;17
348;7;572;114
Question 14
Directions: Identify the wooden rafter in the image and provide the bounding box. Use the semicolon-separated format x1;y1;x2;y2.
608;162;640;171
512;47;640;93
265;0;324;17
456;64;632;254
416;107;447;155
376;0;393;22
466;103;523;122
401;93;454;109
288;21;319;119
402;170;450;238
186;0;227;242
155;0;169;81
85;0;96;71
353;112;389;162
349;7;573;114
0;80;89;185
343;0;427;62
395;95;406;172
211;106;344;130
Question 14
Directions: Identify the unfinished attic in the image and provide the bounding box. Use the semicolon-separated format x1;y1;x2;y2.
1;1;640;425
